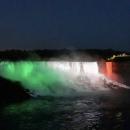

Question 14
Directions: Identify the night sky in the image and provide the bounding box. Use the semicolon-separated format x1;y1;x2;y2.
0;0;130;50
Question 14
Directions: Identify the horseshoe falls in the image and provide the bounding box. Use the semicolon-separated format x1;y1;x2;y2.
0;61;109;97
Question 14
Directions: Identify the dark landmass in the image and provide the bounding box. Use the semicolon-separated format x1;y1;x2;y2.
0;49;129;61
0;76;30;105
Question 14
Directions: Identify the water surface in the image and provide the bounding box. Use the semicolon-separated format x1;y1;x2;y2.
1;91;130;130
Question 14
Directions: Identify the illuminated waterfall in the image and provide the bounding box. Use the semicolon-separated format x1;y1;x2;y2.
47;62;99;76
0;61;108;96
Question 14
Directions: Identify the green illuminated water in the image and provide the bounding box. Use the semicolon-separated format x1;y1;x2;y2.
0;61;74;96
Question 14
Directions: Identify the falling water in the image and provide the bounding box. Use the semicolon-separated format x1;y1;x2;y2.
47;61;99;76
0;61;129;96
0;61;100;96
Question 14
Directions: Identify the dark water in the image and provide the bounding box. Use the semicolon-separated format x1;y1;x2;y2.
1;91;130;130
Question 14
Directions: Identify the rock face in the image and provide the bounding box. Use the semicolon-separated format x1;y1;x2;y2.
0;76;30;104
100;61;130;86
112;61;130;86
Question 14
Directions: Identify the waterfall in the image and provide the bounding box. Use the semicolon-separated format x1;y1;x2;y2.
0;61;128;97
47;61;99;76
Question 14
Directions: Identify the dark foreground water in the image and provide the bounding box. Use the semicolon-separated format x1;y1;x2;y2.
1;91;130;130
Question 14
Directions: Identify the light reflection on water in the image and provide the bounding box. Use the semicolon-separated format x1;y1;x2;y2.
1;92;130;130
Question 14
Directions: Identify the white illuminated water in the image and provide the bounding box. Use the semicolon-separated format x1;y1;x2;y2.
47;61;99;76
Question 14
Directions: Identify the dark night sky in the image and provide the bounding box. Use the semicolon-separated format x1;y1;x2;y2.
0;0;130;50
